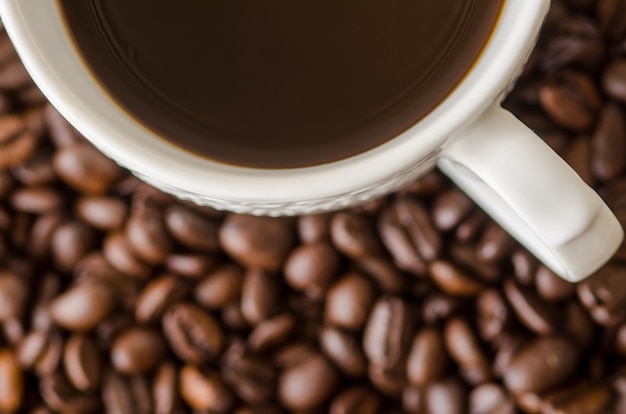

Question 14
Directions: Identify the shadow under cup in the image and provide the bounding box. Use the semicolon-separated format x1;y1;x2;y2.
58;0;505;168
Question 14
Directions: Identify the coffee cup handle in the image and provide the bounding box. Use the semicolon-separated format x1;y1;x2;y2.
438;104;623;282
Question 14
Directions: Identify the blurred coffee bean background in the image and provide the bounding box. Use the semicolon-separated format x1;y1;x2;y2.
0;0;625;412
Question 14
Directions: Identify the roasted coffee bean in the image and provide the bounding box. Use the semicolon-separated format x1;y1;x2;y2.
0;348;23;412
49;283;116;331
591;102;626;181
194;264;242;310
164;204;219;251
319;326;367;377
330;386;381;414
428;260;487;297
34;329;63;376
325;272;376;331
468;383;515;414
221;343;276;404
152;362;179;414
368;363;407;397
426;377;467;414
535;265;576;301
103;231;153;278
221;300;251;332
111;327;166;374
406;328;448;387
16;330;48;370
363;296;413;369
278;352;338;411
284;241;340;298
51;221;96;273
603;59;626;102
422;292;464;325
393;198;442;262
444;318;492;385
540;70;602;131
42;104;81;147
0;114;37;169
475;222;515;264
125;208;173;264
179;365;235;413
165;253;216;279
219;214;294;271
11;149;55;186
53;142;120;193
63;334;102;392
511;249;538;287
378;206;426;275
504;335;581;394
0;59;31;90
356;256;407;294
28;212;62;260
563;301;595;349
247;314;296;353
101;369;136;414
241;268;279;325
503;278;562;335
432;189;474;231
578;263;626;312
564;135;594;186
330;212;383;259
597;0;626;39
135;274;188;324
10;185;63;213
476;289;511;343
298;213;330;244
541;16;605;72
163;302;224;364
543;382;613;414
0;272;27;321
456;210;488;242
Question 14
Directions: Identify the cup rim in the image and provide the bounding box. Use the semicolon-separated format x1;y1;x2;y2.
0;0;549;204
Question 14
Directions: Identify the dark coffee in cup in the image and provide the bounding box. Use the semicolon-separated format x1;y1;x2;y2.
59;0;503;168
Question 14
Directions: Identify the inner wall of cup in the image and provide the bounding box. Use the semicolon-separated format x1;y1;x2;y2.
0;0;549;206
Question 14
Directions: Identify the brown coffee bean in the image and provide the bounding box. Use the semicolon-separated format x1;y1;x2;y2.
426;377;467;414
221;342;276;404
278;352;338;411
535;265;576;301
164;204;219;251
152;362;179;414
298;213;330;244
28;212;62;260
10;185;63;213
16;330;48;369
0;59;31;90
63;334;102;392
476;222;515;264
221;300;251;332
422;292;464;325
135;274;188;324
330;212;383;259
428;260;487;297
180;365;235;413
394;198;442;261
163;302;224;364
504;278;562;335
543;382;613;414
504;335;581;394
541;16;605;72
34;329;63;376
0;348;23;412
319;326;367;377
603;59;626;102
103;231;153;278
248;314;296;353
219;214;294;271
11;149;55;186
0;115;37;169
591;102;626;180
368;363;407;397
456;209;488;242
363;296;413;369
101;369;136;414
432;189;474;231
378;206;426;275
540;70;602;131
476;289;511;343
165;253;216;278
511;249;538;287
469;383;515;414
49;283;116;331
284;241;340;298
578;263;626;312
564;135;594;186
126;209;174;265
444;318;492;385
193;264;243;310
42;104;81;147
356;256;407;294
597;0;626;39
241;268;279;325
330;386;381;414
53;142;120;193
407;328;449;387
111;327;166;374
40;371;101;413
563;301;595;350
51;221;96;273
325;272;376;331
0;272;27;321
450;242;501;284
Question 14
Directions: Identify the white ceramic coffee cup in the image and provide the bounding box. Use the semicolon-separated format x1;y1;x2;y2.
1;0;623;282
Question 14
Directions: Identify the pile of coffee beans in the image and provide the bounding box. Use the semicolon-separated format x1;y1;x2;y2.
0;0;625;412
